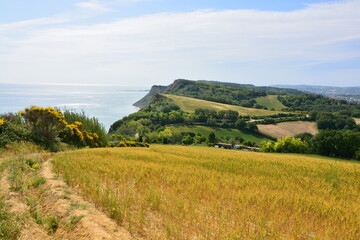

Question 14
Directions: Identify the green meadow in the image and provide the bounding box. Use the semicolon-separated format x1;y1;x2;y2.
167;124;266;144
255;95;287;110
163;94;283;116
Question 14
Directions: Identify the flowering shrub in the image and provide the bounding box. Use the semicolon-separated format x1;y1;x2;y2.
117;141;149;148
16;106;106;150
62;109;108;147
0;118;5;126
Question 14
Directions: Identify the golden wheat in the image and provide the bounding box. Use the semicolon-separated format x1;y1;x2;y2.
52;145;360;239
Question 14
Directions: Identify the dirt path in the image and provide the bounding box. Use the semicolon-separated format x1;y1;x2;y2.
1;155;133;240
0;170;50;240
39;160;133;240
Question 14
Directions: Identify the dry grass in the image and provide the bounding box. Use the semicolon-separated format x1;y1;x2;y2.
163;94;284;116
52;145;360;239
258;121;318;138
354;118;360;125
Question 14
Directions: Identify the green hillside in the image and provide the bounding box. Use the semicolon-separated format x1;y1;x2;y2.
167;124;266;144
163;94;283;116
255;95;286;110
134;79;303;108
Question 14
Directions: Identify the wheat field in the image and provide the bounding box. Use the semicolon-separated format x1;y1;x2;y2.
258;121;318;138
52;145;360;239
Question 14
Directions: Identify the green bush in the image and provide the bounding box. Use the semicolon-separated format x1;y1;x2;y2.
62;110;108;147
261;136;310;154
0;117;30;147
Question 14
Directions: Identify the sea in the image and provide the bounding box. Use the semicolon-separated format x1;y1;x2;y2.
0;83;149;131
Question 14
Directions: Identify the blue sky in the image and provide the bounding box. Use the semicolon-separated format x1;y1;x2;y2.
0;0;359;87
0;1;332;22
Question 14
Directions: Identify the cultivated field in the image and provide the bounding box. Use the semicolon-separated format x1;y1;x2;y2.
258;121;318;138
167;124;266;143
52;145;360;239
255;95;287;110
163;94;283;116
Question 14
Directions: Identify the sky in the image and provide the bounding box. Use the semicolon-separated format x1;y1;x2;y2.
0;0;359;87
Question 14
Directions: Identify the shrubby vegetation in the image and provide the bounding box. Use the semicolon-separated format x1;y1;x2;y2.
308;111;358;130
278;94;360;113
0;106;108;151
262;130;360;160
62;109;108;147
166;80;267;107
261;136;310;154
0;113;30;148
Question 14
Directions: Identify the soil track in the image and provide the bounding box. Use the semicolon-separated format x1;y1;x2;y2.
0;155;133;240
39;160;133;240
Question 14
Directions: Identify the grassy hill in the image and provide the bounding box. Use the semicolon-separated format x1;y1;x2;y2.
134;79;305;108
53;145;360;239
258;121;318;138
255;95;287;110
167;124;266;144
163;94;283;116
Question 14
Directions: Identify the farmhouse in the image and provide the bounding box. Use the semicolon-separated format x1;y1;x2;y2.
214;142;232;149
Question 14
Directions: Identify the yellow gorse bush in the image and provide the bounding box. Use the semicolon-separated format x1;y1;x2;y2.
19;106;67;128
19;106;103;148
65;122;84;141
0;118;5;126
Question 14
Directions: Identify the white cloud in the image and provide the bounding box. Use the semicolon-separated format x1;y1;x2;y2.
76;1;111;12
0;0;360;86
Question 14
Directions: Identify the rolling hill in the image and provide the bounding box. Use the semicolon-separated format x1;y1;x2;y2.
163;94;283;116
166;124;266;144
134;79;304;108
255;95;287;110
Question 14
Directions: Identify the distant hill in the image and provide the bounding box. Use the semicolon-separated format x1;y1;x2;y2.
200;80;303;95
134;79;360;113
163;94;282;116
134;79;303;109
273;84;360;103
134;85;167;108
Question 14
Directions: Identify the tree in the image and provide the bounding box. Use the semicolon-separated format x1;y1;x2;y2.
261;137;310;153
158;129;173;144
208;132;216;143
19;106;67;149
311;130;360;159
182;135;194;145
235;119;246;129
294;132;313;143
246;122;258;132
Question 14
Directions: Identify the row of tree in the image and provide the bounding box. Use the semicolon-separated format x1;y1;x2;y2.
261;130;360;160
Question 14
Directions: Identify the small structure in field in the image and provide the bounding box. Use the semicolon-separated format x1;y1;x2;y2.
214;142;232;149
